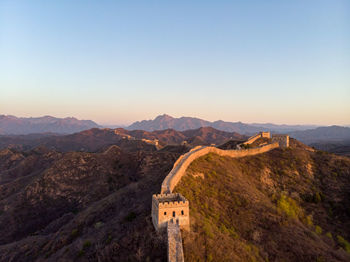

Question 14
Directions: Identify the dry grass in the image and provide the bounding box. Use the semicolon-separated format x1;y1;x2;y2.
175;141;350;262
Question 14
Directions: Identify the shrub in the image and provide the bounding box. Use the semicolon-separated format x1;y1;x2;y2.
316;256;325;262
337;235;350;253
315;225;322;235
94;221;104;229
77;250;84;257
313;192;322;203
303;215;313;227
83;240;91;249
106;234;113;244
219;224;238;239
71;229;79;238
277;194;301;219
309;191;325;203
304;215;313;226
204;154;214;162
203;220;214;239
325;232;333;239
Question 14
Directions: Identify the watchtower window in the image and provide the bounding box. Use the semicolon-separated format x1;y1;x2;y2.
164;212;166;215
172;211;176;217
181;210;184;215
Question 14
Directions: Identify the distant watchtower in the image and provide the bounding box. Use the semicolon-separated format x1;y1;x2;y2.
272;134;290;148
152;193;190;231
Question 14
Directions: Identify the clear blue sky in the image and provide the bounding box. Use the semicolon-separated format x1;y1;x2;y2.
1;0;349;125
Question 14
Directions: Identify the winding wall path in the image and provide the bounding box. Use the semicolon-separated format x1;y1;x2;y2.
161;142;279;194
159;136;281;262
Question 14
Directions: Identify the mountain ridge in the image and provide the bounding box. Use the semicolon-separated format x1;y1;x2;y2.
0;115;100;135
0;126;245;152
290;126;350;143
127;114;321;134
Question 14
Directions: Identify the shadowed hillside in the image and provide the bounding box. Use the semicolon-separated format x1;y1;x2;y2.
174;139;350;261
0;145;181;261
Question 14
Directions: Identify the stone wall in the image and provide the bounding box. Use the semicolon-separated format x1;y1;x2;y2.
161;142;279;194
242;133;261;145
243;132;271;145
167;220;185;262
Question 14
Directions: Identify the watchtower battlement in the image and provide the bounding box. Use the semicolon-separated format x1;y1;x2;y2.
153;193;188;204
152;193;190;231
158;201;188;208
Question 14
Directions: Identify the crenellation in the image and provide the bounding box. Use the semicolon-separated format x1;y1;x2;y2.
158;201;188;208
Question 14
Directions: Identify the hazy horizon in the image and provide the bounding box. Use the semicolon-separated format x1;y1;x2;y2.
1;1;349;125
2;113;350;127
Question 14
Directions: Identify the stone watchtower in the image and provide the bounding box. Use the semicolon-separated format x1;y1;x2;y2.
272;134;290;148
152;193;190;231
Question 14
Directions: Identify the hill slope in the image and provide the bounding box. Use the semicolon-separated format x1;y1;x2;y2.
0;146;181;261
174;139;350;261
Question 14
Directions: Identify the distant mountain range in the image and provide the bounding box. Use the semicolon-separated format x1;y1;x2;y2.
290;126;350;143
127;114;317;134
0;115;99;135
1;114;350;153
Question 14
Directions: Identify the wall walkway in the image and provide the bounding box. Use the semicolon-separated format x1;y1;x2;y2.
167;220;185;262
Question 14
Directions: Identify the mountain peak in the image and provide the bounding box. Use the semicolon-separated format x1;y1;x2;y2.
154;114;174;120
127;115;258;133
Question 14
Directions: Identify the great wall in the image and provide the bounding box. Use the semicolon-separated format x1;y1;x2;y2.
151;132;289;262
